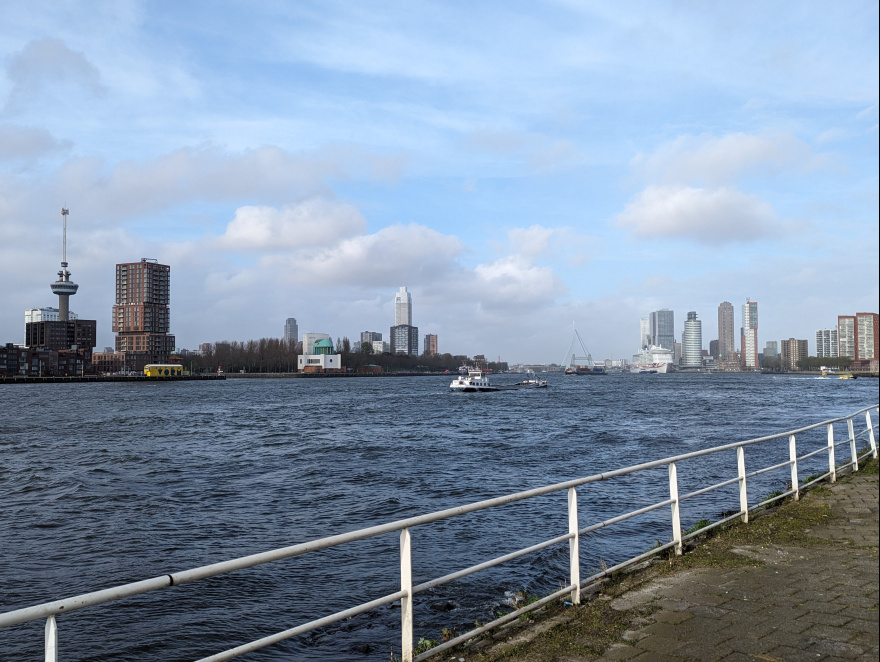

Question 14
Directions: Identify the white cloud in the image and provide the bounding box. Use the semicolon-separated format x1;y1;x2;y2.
0;124;71;160
616;185;782;243
216;200;365;251
263;223;465;288
473;255;566;309
631;132;831;186
3;38;105;113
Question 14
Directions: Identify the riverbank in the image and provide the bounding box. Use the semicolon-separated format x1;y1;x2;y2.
0;374;226;384
456;454;879;661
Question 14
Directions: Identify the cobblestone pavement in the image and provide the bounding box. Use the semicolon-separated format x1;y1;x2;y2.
594;467;879;662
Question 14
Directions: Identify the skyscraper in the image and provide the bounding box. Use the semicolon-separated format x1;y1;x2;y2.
717;301;735;363
741;300;758;369
284;318;298;343
681;311;702;368
815;328;839;358
394;286;412;326
639;317;651;348
650;309;675;350
391;286;418;355
113;258;175;370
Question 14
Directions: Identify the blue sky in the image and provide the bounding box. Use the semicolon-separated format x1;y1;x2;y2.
1;1;877;363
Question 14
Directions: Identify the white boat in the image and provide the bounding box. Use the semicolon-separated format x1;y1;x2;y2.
450;369;499;392
514;371;548;388
630;345;673;374
450;369;547;392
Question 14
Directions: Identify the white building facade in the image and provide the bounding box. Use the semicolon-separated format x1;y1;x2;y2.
394;286;412;326
815;328;839;358
681;311;702;368
741;300;759;369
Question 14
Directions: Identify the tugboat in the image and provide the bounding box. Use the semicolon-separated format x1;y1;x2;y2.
450;368;499;392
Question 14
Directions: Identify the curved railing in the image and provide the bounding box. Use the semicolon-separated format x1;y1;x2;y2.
2;404;877;661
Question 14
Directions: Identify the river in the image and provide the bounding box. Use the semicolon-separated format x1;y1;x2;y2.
0;372;876;659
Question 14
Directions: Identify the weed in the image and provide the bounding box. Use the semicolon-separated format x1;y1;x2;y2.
802;472;825;484
413;638;437;654
760;489;785;509
440;627;457;643
684;519;711;535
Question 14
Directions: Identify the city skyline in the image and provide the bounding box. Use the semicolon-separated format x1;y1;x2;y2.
0;3;877;363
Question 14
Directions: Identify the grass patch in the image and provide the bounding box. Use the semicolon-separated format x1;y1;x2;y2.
684;518;711;535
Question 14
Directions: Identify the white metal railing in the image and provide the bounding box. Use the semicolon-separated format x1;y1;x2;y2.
2;404;877;661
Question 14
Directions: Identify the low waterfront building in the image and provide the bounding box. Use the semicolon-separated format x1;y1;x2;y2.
297;338;342;372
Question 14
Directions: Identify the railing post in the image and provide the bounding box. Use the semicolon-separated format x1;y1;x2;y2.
568;487;580;604
668;462;682;555
868;410;878;459
789;435;799;501
828;423;836;483
847;418;858;472
400;528;413;662
737;446;748;523
45;615;57;662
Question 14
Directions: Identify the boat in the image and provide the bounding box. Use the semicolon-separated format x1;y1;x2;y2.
458;365;470;375
450;369;547;392
630;345;674;374
450;369;500;392
561;324;607;375
514;371;548;388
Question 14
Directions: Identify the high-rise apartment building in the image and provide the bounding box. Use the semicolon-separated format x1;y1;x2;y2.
781;338;809;371
717;301;735;363
815;328;839;358
424;334;438;355
284;318;298;343
837;313;879;369
681;311;702;368
390;324;419;355
650;309;675;350
837;316;855;359
394;286;412;326
855;313;878;362
741;300;758;369
113;258;175;369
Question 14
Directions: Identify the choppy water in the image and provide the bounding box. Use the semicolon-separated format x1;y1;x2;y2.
0;373;876;660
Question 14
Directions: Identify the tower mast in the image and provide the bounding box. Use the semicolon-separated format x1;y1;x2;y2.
50;208;79;321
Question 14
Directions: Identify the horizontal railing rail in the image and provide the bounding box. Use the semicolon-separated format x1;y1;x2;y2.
2;404;877;661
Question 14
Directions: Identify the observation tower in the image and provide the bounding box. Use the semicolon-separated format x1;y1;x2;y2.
50;208;79;321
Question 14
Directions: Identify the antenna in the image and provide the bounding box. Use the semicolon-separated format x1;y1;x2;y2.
61;208;69;266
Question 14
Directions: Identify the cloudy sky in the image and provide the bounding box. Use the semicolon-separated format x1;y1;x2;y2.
1;1;877;363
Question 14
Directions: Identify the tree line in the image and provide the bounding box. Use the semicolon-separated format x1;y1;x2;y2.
761;355;852;372
183;337;508;374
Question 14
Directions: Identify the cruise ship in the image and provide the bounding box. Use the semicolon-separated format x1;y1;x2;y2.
630;345;674;373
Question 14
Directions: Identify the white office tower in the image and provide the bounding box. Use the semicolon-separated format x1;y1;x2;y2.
741;300;759;368
681;311;702;368
284;318;298;343
815;328;839;358
639;317;651;348
394;286;412;326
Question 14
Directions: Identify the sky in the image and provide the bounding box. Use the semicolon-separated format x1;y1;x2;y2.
1;1;877;364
